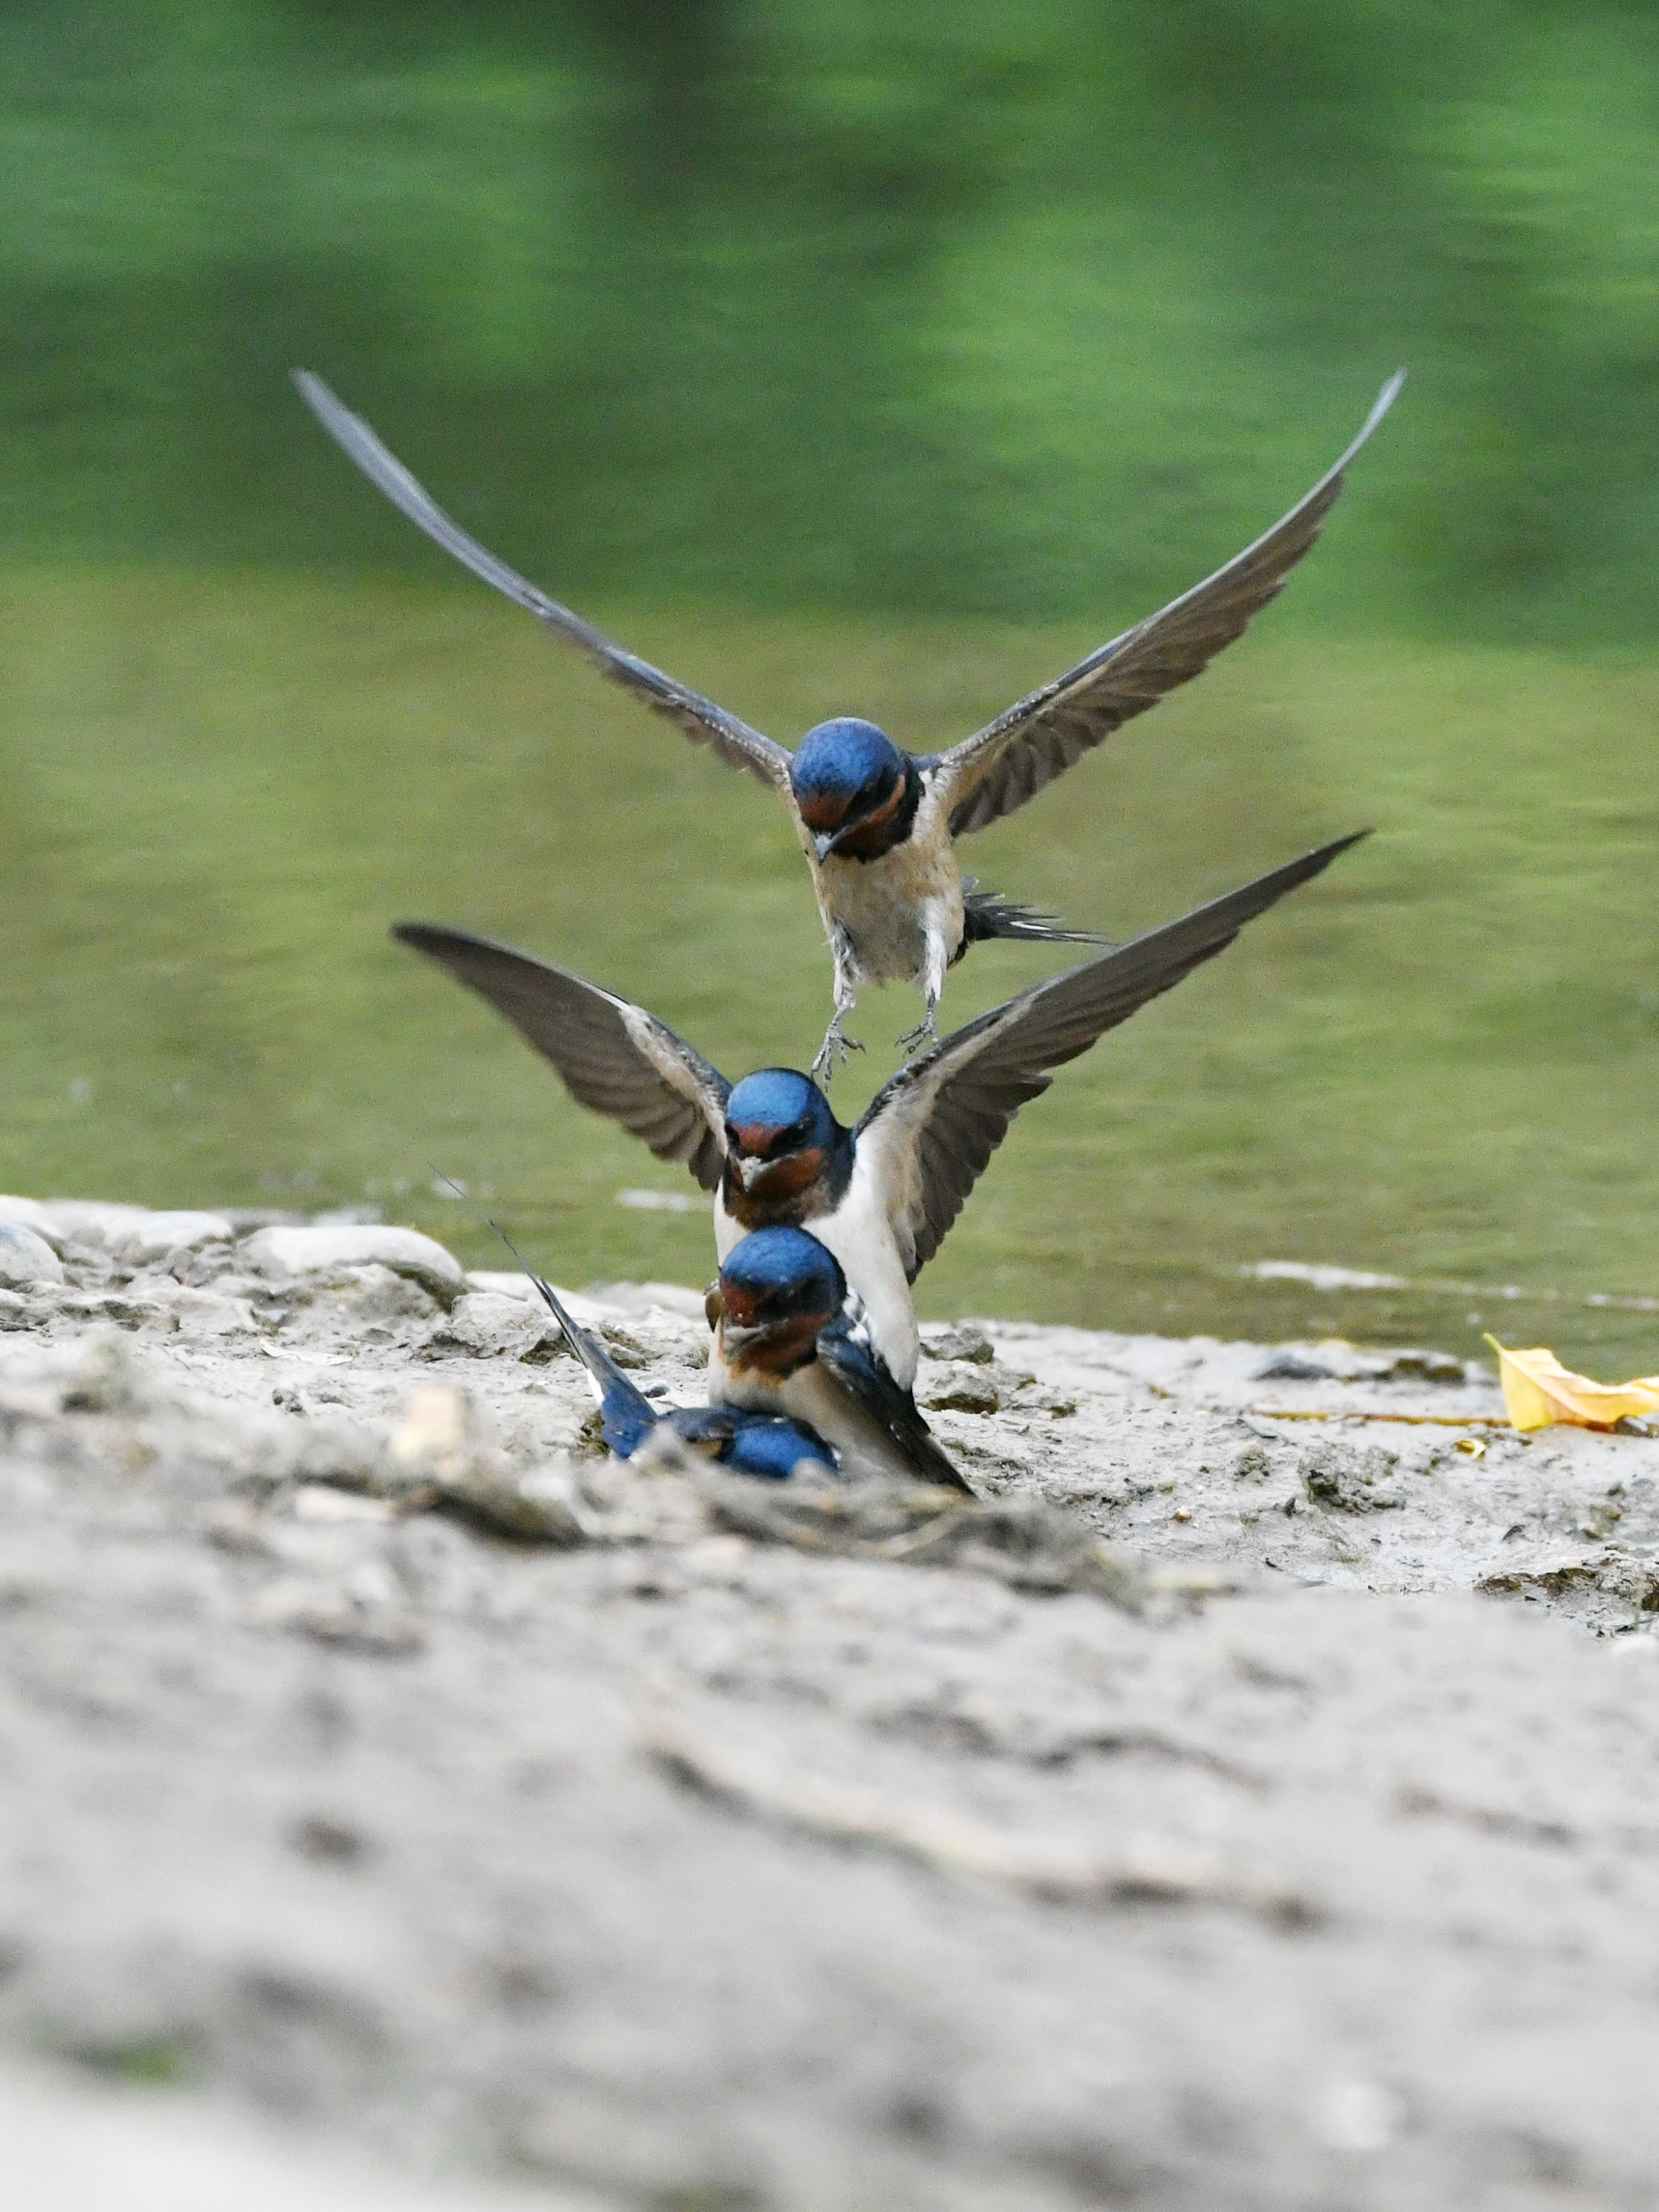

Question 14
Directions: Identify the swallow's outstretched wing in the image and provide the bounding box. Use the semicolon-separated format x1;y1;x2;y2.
295;372;795;799
393;924;731;1190
929;376;1403;839
853;831;1368;1279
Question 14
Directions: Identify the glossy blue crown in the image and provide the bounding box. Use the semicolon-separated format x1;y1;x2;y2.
726;1068;835;1140
789;717;903;804
719;1225;845;1309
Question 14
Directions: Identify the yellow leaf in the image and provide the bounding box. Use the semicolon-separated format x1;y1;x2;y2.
1484;1336;1659;1433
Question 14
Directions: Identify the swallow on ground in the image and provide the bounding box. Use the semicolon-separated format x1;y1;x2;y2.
708;1225;970;1491
525;1266;836;1481
296;368;1401;1078
393;830;1365;1392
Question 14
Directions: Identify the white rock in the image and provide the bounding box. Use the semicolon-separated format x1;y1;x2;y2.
108;1211;235;1265
0;1197;68;1253
242;1224;463;1299
0;1221;65;1290
34;1199;150;1249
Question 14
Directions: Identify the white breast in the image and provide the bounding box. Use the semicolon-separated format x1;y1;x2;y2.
807;1167;919;1390
814;799;962;989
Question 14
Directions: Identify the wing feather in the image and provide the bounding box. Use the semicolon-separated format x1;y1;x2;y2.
393;924;731;1190
933;375;1403;837
294;372;795;798
815;1330;973;1492
855;832;1368;1277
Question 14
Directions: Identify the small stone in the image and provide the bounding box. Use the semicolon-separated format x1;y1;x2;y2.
0;1197;67;1253
921;1323;994;1365
1251;1347;1336;1382
1376;1347;1471;1385
241;1224;463;1301
107;1211;235;1265
31;1200;152;1249
918;1364;1001;1415
0;1288;44;1333
1301;1440;1403;1511
0;1221;65;1290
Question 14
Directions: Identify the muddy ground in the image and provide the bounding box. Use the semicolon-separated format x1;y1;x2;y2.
3;1196;1659;2211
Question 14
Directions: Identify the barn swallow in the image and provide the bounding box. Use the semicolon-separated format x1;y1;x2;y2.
394;829;1365;1390
527;1266;836;1481
708;1226;970;1491
296;368;1401;1077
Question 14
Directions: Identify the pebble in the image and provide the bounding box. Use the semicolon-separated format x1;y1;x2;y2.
0;1221;65;1291
29;1199;156;1249
107;1211;237;1265
241;1225;465;1300
0;1196;68;1254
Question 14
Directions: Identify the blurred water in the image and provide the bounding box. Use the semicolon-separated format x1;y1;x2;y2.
6;2;1659;637
2;570;1654;1367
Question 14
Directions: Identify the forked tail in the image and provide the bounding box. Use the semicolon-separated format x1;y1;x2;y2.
958;883;1110;953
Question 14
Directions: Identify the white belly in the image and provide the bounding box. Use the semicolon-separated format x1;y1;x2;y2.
815;807;961;988
713;1187;919;1392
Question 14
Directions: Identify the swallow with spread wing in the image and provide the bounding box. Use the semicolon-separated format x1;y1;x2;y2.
708;1226;969;1491
296;369;1400;1077
394;831;1364;1391
525;1267;837;1482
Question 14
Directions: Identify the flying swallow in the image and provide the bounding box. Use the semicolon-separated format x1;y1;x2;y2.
527;1266;836;1481
709;1226;970;1491
394;830;1365;1390
296;368;1401;1077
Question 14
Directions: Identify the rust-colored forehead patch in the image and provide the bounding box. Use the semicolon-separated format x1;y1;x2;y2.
730;1122;782;1156
719;1281;760;1328
796;790;849;833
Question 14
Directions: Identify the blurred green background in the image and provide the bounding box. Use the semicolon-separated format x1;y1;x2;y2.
2;0;1656;1363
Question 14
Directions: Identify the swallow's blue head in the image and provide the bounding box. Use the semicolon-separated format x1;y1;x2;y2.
722;1069;847;1221
790;718;916;862
717;1226;845;1375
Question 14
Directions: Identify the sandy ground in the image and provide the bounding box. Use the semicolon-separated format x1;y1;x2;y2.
3;1198;1659;2211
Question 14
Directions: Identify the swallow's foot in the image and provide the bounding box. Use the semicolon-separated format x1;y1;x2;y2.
811;1021;866;1084
896;1011;940;1057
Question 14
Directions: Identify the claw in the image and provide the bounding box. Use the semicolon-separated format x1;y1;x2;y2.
896;1012;940;1056
811;1020;866;1084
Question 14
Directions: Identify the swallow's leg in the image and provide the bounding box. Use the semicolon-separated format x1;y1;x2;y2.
812;930;866;1084
897;907;950;1057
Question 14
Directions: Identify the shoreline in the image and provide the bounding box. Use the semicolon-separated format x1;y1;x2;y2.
3;1193;1658;2208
